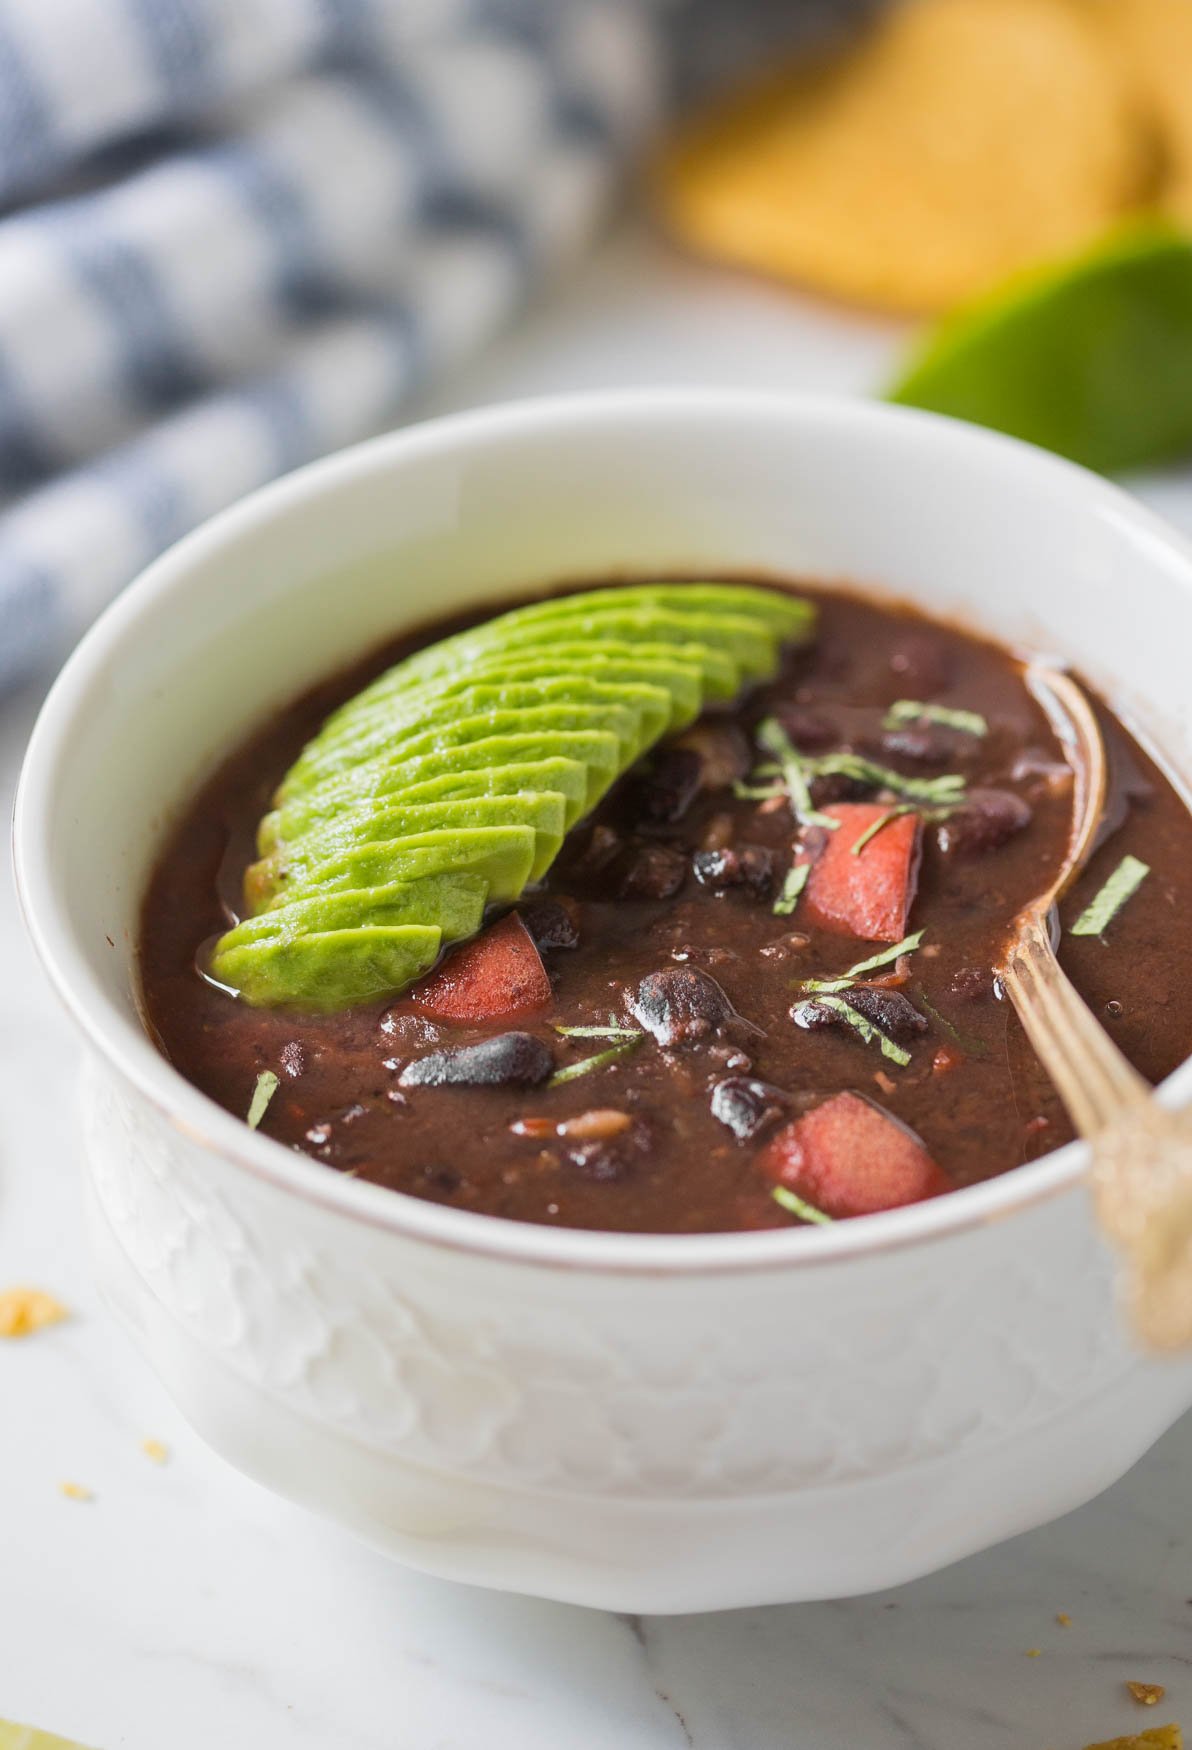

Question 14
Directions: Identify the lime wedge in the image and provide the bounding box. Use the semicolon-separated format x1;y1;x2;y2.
889;225;1192;474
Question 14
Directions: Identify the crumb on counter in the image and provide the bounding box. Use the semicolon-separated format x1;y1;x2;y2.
59;1482;93;1503
1056;1611;1072;1627
1026;1648;1042;1658
0;1287;68;1338
1128;1685;1168;1708
141;1438;169;1465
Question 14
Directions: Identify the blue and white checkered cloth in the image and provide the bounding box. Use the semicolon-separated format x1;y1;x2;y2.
0;0;873;693
0;0;669;689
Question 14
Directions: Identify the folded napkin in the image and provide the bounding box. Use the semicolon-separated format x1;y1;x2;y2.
0;0;871;693
0;0;668;689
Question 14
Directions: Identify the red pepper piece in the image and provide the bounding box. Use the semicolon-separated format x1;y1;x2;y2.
759;1091;950;1218
798;804;921;942
410;913;551;1022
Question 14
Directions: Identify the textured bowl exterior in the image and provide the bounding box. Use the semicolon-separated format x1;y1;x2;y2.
82;1052;1192;1611
17;392;1192;1610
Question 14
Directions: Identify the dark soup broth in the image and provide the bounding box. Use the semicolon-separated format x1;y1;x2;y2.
139;582;1192;1233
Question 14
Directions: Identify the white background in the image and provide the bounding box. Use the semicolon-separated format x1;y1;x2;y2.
4;220;1192;1750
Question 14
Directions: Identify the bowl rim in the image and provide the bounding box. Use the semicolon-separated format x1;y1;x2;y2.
15;386;1192;1277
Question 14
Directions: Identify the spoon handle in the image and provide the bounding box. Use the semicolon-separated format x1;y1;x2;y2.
1001;909;1149;1133
1003;909;1192;1351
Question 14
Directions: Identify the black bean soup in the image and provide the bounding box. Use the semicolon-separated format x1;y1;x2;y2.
139;583;1192;1233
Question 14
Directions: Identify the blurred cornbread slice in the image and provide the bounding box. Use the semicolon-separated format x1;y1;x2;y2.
655;0;1150;314
1101;0;1192;225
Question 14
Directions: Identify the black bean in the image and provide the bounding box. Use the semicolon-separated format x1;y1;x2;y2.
889;634;954;695
399;1033;554;1088
562;1119;650;1182
692;844;775;898
566;822;623;874
771;706;838;752
792;987;927;1042
628;966;741;1047
622;747;703;825
618;843;688;901
518;897;579;952
710;1077;795;1141
936;788;1032;856
809;772;869;807
673;722;753;790
877;725;955;767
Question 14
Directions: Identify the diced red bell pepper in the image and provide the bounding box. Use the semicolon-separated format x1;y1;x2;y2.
410;913;551;1022
758;1091;950;1218
798;803;921;942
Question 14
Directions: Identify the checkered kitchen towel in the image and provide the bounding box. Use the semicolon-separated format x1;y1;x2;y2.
0;0;871;692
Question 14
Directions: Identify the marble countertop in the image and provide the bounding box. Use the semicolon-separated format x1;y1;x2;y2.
5;221;1192;1750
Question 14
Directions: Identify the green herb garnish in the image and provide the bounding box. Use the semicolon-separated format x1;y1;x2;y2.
884;699;988;737
800;930;925;994
802;994;912;1066
246;1070;280;1130
756;718;839;829
773;863;810;917
772;1185;834;1225
1069;854;1150;939
813;753;966;805
549;1039;641;1087
732;779;786;802
850;804;916;856
755;752;966;806
554;1025;643;1040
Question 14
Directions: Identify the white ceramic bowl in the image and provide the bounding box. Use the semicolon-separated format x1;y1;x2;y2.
15;391;1192;1613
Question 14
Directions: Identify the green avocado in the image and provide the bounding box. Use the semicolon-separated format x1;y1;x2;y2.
305;671;674;768
343;606;778;723
215;923;443;1011
257;756;591;855
247;791;567;909
316;655;700;754
340;584;812;719
218;582;817;1010
282;696;646;799
214;872;489;948
266;730;625;845
499;582;814;639
263;825;537;911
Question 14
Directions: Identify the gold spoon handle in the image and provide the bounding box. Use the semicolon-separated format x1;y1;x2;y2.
1003;909;1192;1351
1002;909;1149;1134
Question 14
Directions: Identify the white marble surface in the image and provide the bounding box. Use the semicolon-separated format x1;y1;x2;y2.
5;221;1192;1750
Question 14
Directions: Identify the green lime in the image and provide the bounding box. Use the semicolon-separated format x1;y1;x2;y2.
888;224;1192;474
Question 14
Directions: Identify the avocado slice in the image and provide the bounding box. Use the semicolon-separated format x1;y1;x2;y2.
214;873;489;949
263;825;537;911
216;923;443;1010
345;606;778;720
315;659;691;755
223;583;818;1008
257;757;590;855
307;671;673;767
269;730;624;845
282;697;645;799
248;791;567;909
337;584;812;721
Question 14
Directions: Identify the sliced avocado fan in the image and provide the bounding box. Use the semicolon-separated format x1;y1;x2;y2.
210;582;815;1008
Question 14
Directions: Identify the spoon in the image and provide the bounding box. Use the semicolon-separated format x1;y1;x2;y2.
999;664;1192;1350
